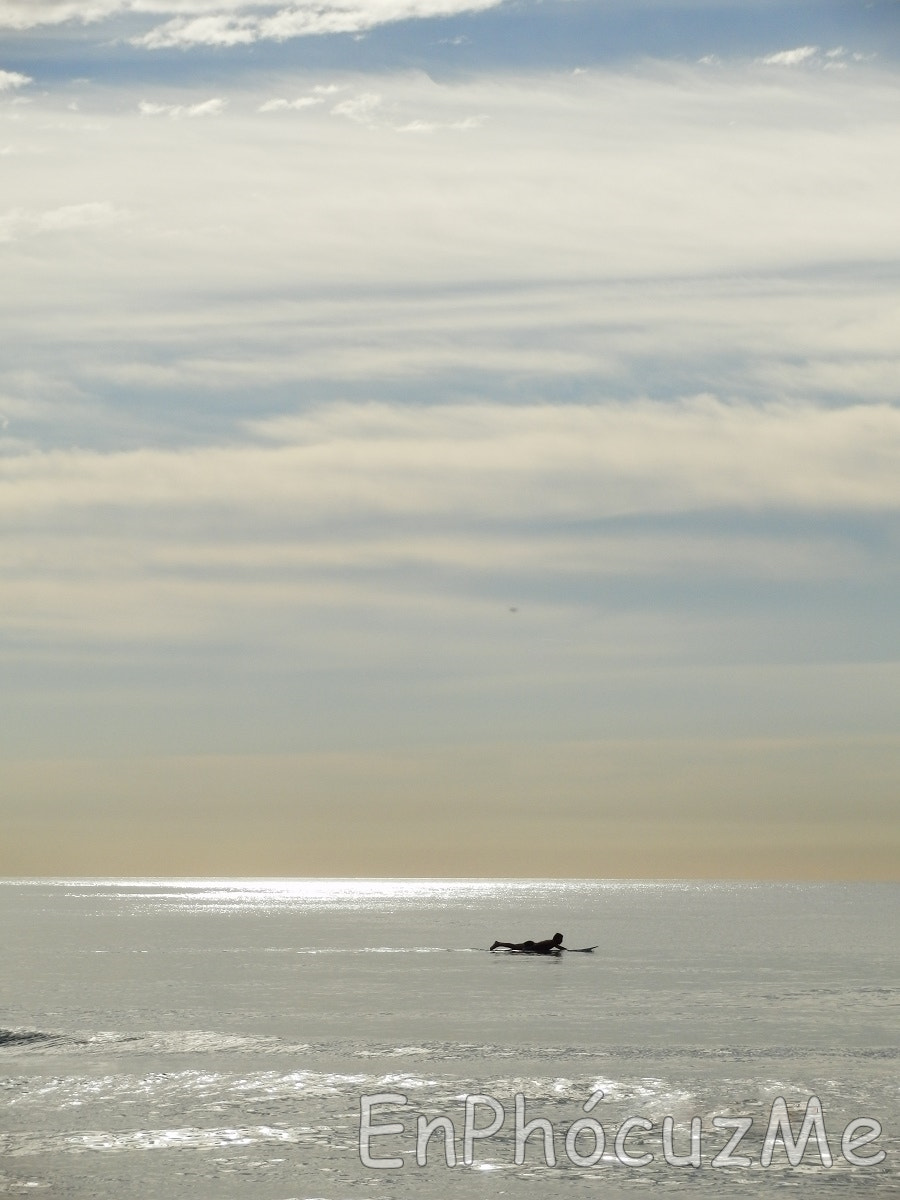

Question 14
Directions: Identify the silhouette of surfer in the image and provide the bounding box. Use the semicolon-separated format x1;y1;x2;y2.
489;932;565;954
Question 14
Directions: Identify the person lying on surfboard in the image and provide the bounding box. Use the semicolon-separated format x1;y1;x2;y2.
488;933;597;954
489;932;565;954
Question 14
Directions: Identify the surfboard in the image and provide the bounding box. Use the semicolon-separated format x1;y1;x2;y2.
486;944;597;954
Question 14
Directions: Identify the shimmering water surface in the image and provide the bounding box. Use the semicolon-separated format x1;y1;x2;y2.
1;879;897;1198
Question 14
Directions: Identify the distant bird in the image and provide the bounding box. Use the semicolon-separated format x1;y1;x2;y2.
509;606;518;613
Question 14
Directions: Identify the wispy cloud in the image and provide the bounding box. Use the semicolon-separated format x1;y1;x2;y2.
3;398;899;521
0;526;876;647
394;114;484;133
138;97;226;117
1;394;897;664
129;0;505;49
0;68;32;89
754;44;864;71
259;95;322;111
0;0;503;34
759;45;820;67
259;83;340;111
0;201;119;242
0;1;119;30
135;14;258;48
6;64;898;286
1;63;897;454
331;91;382;123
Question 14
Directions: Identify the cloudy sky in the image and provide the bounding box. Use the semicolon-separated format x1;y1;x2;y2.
2;0;898;878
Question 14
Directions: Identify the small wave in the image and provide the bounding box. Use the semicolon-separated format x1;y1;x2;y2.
1;1123;322;1156
0;1029;74;1050
0;1028;262;1057
132;1030;298;1055
0;1027;310;1058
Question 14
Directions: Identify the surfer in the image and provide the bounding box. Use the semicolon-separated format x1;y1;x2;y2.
489;932;565;954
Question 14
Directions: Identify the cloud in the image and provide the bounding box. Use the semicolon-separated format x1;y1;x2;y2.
260;83;343;111
138;97;226;117
0;201;119;242
0;1;120;29
2;398;898;523
3;64;898;293
1;387;896;711
259;95;322;111
752;44;870;72
327;86;483;131
129;0;505;49
395;115;484;133
0;68;32;90
331;91;382;123
1;526;868;594
1;64;898;454
748;45;865;72
0;0;504;33
136;14;258;47
758;46;819;67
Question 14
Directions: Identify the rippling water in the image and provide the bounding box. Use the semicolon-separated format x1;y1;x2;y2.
1;879;897;1198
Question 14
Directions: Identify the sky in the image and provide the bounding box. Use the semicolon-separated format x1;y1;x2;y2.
1;0;898;879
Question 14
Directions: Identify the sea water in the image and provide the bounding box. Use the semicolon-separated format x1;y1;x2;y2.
0;879;897;1198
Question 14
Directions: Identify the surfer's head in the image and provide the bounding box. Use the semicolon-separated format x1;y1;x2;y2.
552;932;563;946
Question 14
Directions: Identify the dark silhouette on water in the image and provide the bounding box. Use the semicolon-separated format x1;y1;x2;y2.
490;932;565;954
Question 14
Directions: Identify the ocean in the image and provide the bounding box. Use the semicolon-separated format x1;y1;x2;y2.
1;879;897;1198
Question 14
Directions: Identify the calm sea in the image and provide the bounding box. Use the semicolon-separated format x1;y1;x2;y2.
1;879;897;1198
